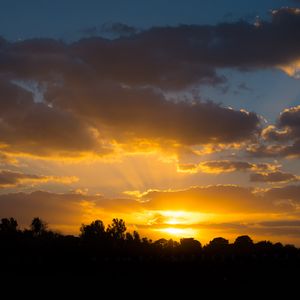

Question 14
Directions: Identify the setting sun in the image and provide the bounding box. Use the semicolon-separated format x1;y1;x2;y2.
154;227;198;238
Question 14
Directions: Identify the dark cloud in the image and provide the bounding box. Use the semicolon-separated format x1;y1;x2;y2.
0;80;109;157
1;7;300;89
264;184;300;202
71;8;300;88
81;23;137;39
204;220;300;239
201;160;254;172
0;170;77;188
278;106;300;135
250;106;300;158
261;125;291;142
259;220;300;227
200;160;275;173
100;22;137;37
0;77;260;158
250;171;299;183
3;8;300;157
48;83;261;145
177;160;277;173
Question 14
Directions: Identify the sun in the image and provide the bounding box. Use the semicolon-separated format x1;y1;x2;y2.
135;209;214;240
158;210;213;225
155;227;198;238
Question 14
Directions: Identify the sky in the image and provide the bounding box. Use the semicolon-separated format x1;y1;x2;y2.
2;0;300;245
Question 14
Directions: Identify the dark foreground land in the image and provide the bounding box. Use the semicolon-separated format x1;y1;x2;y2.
0;217;299;295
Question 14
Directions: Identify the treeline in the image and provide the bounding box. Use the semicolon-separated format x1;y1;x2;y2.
1;216;300;290
0;216;299;257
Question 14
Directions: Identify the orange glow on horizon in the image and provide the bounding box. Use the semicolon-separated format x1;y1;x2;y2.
154;227;199;238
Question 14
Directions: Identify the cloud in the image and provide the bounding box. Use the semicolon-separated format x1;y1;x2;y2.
264;184;300;203
0;152;18;166
0;77;261;159
0;190;140;233
69;8;300;88
81;23;137;39
259;220;300;227
2;8;300;89
250;106;300;158
49;83;261;145
139;185;295;213
100;22;137;37
0;184;300;237
0;80;111;158
3;8;300;158
177;160;278;174
250;171;299;183
0;170;78;188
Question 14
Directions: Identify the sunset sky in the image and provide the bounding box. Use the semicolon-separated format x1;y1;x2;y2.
2;0;300;245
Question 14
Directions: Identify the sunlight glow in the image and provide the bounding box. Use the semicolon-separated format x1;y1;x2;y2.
278;59;300;79
155;227;198;237
156;210;213;225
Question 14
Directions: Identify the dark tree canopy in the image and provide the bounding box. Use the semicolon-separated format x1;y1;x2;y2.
234;235;254;249
0;217;18;234
106;218;126;240
80;220;106;240
208;237;229;248
180;238;202;253
30;217;47;236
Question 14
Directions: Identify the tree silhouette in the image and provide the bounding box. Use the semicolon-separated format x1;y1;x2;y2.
106;218;126;240
80;220;106;240
154;238;168;249
125;232;134;241
234;235;254;249
0;217;18;232
0;218;18;235
0;215;299;293
180;238;202;253
206;237;229;252
30;217;47;236
133;230;140;242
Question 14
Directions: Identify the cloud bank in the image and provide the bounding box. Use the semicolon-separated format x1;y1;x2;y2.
2;8;300;159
